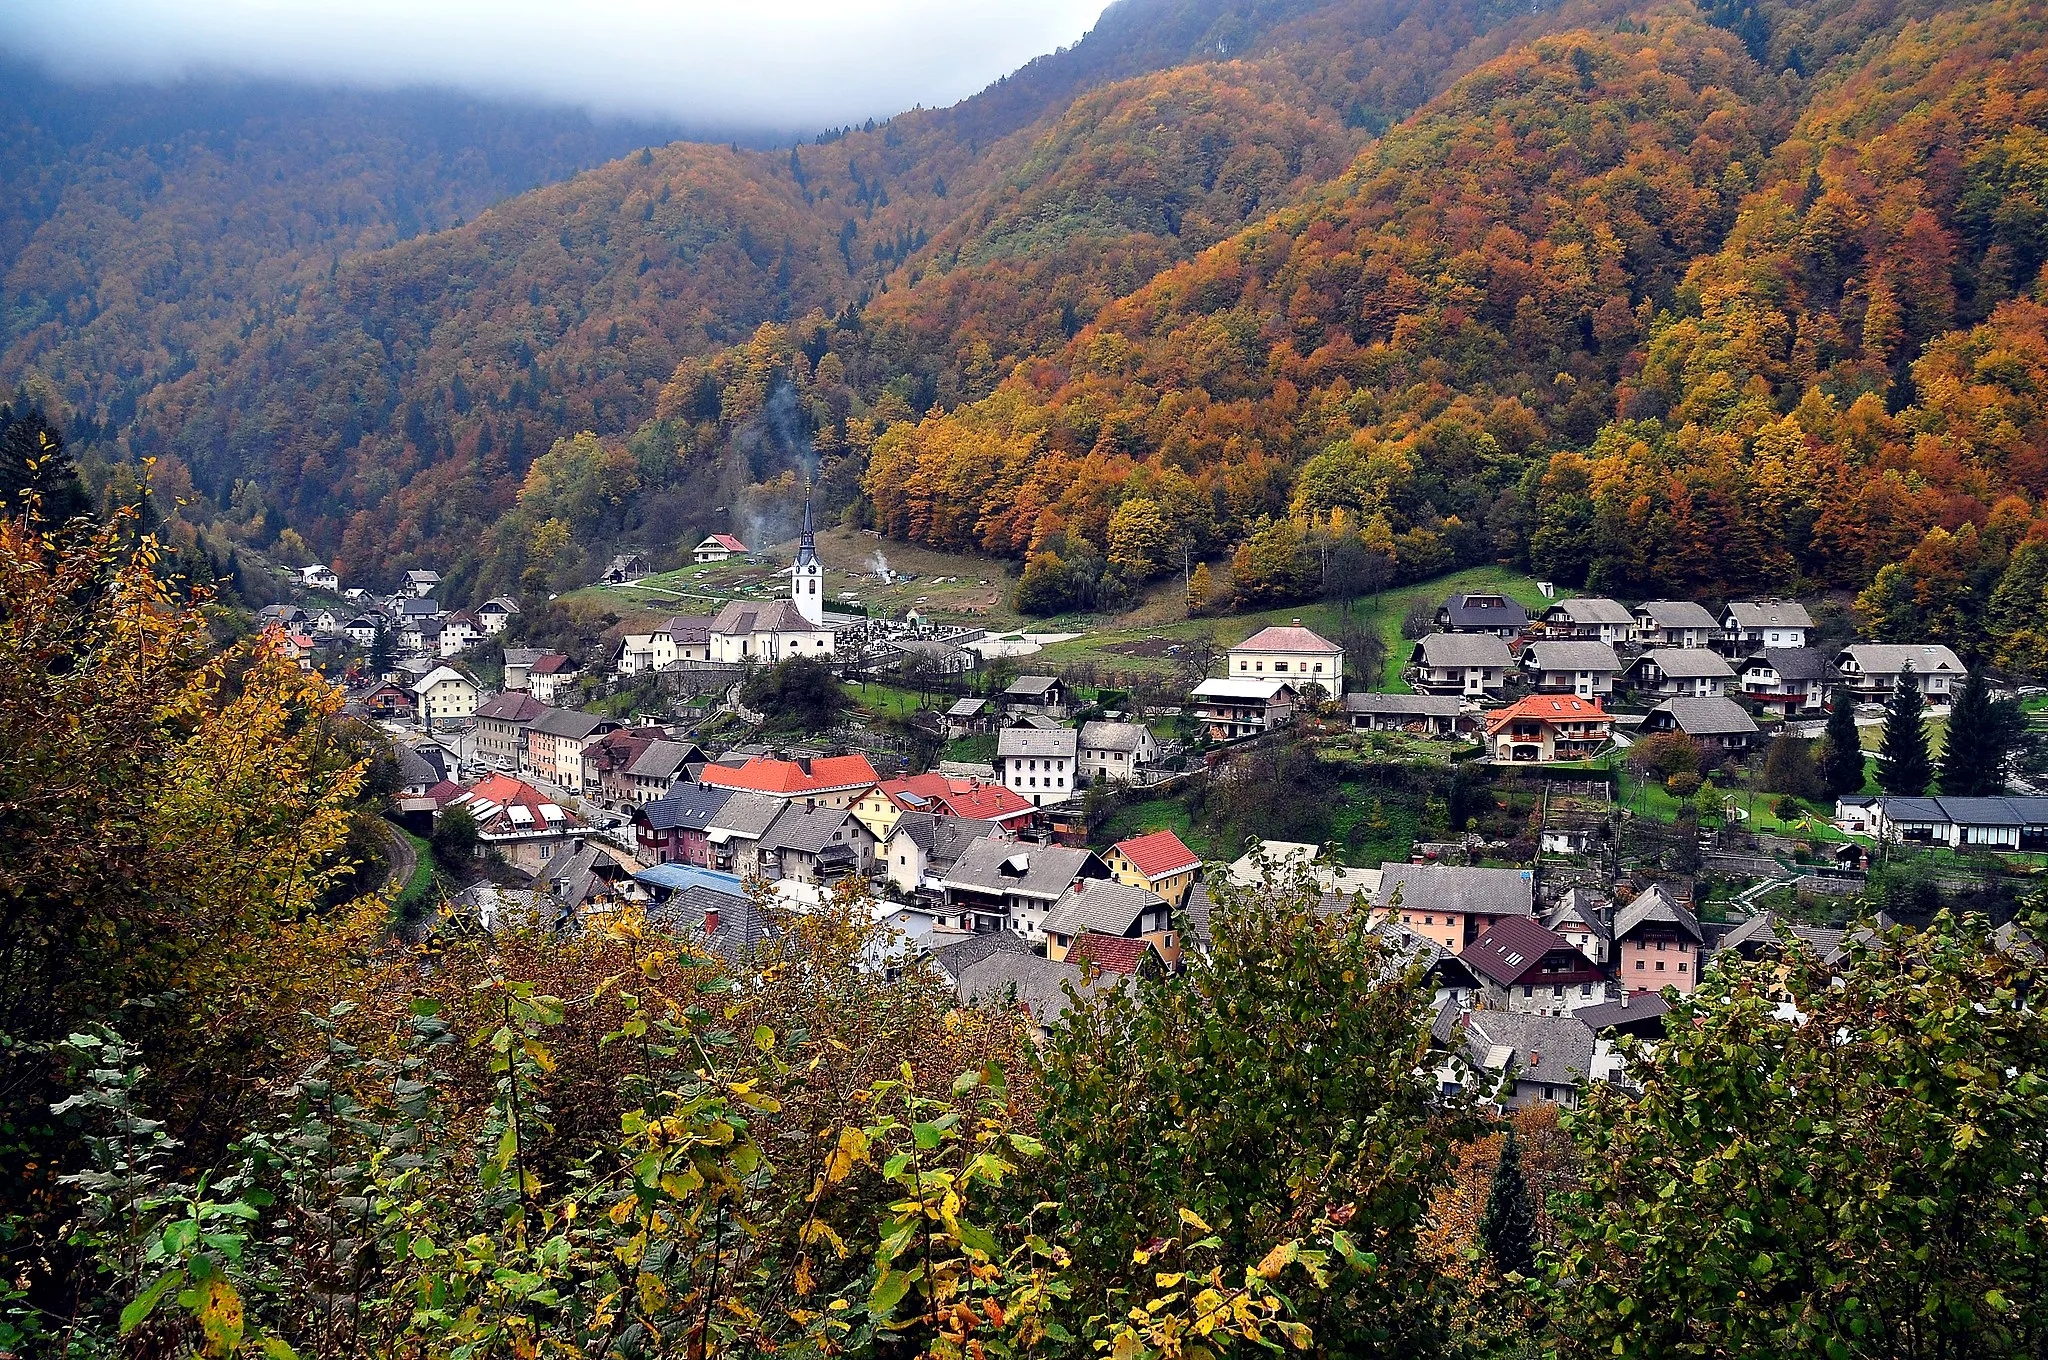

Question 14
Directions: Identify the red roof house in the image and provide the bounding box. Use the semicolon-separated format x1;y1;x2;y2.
700;754;880;804
879;773;1036;827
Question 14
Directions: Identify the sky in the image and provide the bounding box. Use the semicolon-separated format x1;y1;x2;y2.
0;0;1111;132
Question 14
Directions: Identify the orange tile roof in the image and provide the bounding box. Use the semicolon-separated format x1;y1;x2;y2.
1113;829;1201;879
881;773;1035;823
702;754;879;796
1068;932;1156;975
1484;693;1609;733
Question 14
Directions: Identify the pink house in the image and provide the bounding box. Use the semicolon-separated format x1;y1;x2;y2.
633;784;735;866
1613;884;1703;996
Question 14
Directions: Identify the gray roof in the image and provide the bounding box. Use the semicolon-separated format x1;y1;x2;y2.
1573;992;1670;1033
1524;640;1622;672
1711;912;1845;962
955;950;1122;1027
1344;693;1463;716
1635;647;1735;679
1838;643;1964;675
529;707;607;740
1369;921;1468;985
626;739;697;781
1635;600;1719;630
927;927;1030;982
1182;881;1216;948
1414;633;1512;668
889;813;1003;873
638;782;734;832
1078;720;1150;753
392;744;440;788
1649;695;1758;737
503;647;545;667
1613;883;1703;944
1725;600;1813;629
1461;1010;1598;1090
1874;795;2048;828
1544;888;1610;944
648;887;777;964
944;839;1100;901
759;803;867;856
1753;647;1831;681
998;726;1079;759
705;790;787;839
1545;597;1634;626
1376;863;1535;918
1040;879;1165;938
711;599;816;634
1438;593;1529;629
400;597;443;618
1004;675;1063;697
945;697;989;718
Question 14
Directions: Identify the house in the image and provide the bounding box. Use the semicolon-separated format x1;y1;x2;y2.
1040;878;1177;967
996;726;1080;806
1853;795;2048;852
257;603;309;629
1001;675;1071;718
953;947;1124;1040
699;753;879;808
755;803;875;884
856;773;1036;838
413;666;480;728
1632;600;1719;649
1105;829;1202;909
359;681;415;720
616;632;666;676
1625;647;1735;698
522;707;611;792
1836;644;1965;700
1572;992;1671;1041
1739;647;1832;715
601;552;650;584
581;727;666;808
633;784;735;866
1485;694;1611;764
526;654;582;705
1612;884;1704;996
941;697;993;738
1372;923;1479;1009
1226;621;1347;699
708;599;836;663
1641;696;1759;757
693;533;749;563
1435;592;1529;638
344;615;382;647
1077;720;1159;784
1461;917;1610;1016
1544;888;1611;965
439;612;483;658
299;564;339;592
1374;862;1537;952
1721;600;1812;652
1342;692;1471;737
1538;597;1635;644
475;691;549;769
1522;640;1622;698
1447;1009;1599;1109
1065;933;1169;979
626;739;701;804
477;597;519;635
878;813;1006;899
664;615;715;663
1410;634;1512;697
503;648;544;691
703;791;791;877
1189;678;1296;739
442;773;581;872
942;838;1108;940
533;840;638;920
396;598;444;652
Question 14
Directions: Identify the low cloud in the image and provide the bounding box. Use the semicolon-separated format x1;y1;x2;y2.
1;0;1109;132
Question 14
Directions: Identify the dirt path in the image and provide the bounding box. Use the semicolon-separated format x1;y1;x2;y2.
378;817;419;896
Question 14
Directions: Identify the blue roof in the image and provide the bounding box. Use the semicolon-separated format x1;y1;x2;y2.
634;863;747;894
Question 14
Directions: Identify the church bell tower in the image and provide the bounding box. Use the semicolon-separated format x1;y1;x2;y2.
790;485;824;626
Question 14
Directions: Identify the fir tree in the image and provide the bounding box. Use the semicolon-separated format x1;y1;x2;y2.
371;620;396;675
1479;1126;1538;1278
1939;667;2001;796
1820;682;1867;797
0;403;92;524
1877;665;1933;796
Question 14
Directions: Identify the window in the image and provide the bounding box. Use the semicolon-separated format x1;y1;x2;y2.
1636;959;1646;970
1677;962;1688;973
1522;985;1533;997
1274;661;1289;672
1656;960;1666;971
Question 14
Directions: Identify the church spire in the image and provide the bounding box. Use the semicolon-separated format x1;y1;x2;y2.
794;481;818;568
789;481;824;625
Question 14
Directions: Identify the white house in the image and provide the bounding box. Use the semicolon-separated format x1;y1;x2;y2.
1836;644;1965;700
1077;720;1160;784
344;615;382;647
299;564;339;592
477;597;520;635
1722;600;1812;652
405;569;443;599
693;533;748;563
1411;634;1512;697
1226;621;1346;698
413;666;480;728
1521;641;1622;698
996;726;1080;806
707;499;835;663
1633;600;1720;649
439;612;484;658
1539;597;1634;644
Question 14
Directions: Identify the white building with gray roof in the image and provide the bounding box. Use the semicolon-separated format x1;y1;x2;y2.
996;725;1081;806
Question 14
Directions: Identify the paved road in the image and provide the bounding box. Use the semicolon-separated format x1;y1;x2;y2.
378;816;420;896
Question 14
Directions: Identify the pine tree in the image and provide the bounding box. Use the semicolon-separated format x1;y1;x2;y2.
1877;665;1933;796
0;403;92;524
371;620;395;676
1939;667;1998;796
1479;1126;1538;1279
1820;683;1867;797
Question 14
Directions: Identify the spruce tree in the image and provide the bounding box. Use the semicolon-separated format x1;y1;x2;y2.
1939;667;2001;796
1820;682;1867;797
0;403;92;524
1877;665;1933;796
1479;1126;1539;1279
371;620;395;676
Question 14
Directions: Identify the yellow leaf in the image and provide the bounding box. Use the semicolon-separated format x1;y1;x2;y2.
826;1125;870;1182
1177;1207;1212;1234
637;1272;668;1313
193;1277;245;1358
1255;1241;1298;1279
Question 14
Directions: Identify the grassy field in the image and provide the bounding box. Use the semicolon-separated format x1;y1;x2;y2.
843;680;932;721
1030;564;1550;691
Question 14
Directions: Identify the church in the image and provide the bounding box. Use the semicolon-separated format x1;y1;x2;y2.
707;492;838;664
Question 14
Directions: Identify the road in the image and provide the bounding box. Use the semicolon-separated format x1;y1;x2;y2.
378;816;420;896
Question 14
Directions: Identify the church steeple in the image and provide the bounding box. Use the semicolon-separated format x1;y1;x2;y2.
789;482;824;625
794;483;818;569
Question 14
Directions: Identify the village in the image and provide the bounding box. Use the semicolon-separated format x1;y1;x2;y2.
254;497;2048;1111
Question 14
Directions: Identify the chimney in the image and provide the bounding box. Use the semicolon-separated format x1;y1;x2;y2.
703;906;721;935
1075;878;1086;892
1291;617;1302;626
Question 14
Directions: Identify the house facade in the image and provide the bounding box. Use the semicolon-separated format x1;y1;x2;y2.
1632;600;1719;649
1189;679;1295;738
693;533;748;563
1410;634;1511;697
1460;917;1610;1017
1435;592;1528;637
1641;696;1759;758
997;726;1080;806
1836;644;1965;699
413;666;480;728
1485;694;1611;764
1225;621;1346;699
1739;647;1831;714
1721;600;1811;652
1077;720;1160;784
1522;641;1621;698
475;691;548;768
1374;863;1537;952
1626;647;1735;698
1613;884;1703;996
1538;597;1634;643
1105;829;1202;908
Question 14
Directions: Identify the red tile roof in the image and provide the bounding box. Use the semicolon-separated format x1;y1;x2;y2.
1484;693;1608;733
1113;829;1201;879
702;754;879;796
448;773;582;837
881;773;1035;823
1459;916;1577;985
1068;932;1157;975
1234;624;1343;654
531;654;576;675
476;691;548;722
707;533;748;551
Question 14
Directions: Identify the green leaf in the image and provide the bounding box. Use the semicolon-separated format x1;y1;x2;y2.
883;1152;913;1179
754;1024;775;1051
121;1270;181;1335
912;1121;942;1150
951;1068;982;1095
869;1266;917;1318
1008;1133;1045;1157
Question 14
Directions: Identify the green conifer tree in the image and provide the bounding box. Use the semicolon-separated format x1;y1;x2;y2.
1939;667;2001;797
1820;683;1867;798
1479;1126;1538;1279
1877;665;1933;796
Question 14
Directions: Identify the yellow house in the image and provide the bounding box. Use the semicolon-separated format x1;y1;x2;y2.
1105;830;1202;909
850;784;902;840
